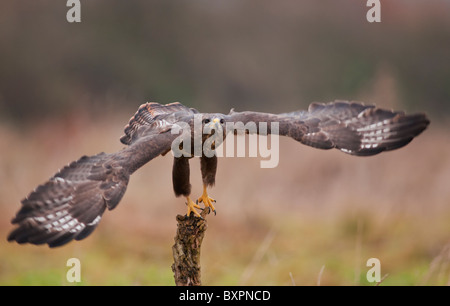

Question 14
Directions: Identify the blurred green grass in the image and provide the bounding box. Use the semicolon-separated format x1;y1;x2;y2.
0;114;449;285
2;209;450;285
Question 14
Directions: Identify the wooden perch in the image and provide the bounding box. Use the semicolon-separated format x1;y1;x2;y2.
171;207;211;286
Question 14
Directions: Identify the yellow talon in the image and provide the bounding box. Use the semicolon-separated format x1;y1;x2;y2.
186;196;202;218
197;185;216;215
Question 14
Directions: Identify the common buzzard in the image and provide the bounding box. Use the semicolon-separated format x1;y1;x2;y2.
8;101;429;247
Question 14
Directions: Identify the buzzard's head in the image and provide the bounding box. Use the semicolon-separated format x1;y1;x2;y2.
201;114;228;132
201;114;229;149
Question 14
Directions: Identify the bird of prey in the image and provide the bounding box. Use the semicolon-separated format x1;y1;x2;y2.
7;101;429;247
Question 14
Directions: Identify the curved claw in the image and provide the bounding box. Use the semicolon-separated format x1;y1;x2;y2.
185;196;203;219
197;194;216;215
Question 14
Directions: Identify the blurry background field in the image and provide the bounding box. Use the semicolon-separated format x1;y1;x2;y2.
1;0;450;285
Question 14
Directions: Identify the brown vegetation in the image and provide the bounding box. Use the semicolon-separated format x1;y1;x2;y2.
0;113;448;285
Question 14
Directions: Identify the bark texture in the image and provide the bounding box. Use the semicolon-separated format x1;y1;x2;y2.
171;207;210;286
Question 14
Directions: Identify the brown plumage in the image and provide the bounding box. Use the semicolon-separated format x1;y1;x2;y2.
8;101;429;247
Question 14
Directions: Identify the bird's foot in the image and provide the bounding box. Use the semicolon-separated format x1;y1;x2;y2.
197;192;216;215
185;196;203;219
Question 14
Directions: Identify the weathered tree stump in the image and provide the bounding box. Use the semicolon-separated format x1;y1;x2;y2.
171;207;210;286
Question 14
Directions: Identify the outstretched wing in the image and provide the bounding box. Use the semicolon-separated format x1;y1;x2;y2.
229;100;429;156
7;152;127;247
8;130;180;248
120;102;198;145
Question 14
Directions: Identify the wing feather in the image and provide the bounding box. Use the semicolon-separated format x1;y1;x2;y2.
9;101;191;247
229;100;429;156
120;102;197;145
8;130;178;247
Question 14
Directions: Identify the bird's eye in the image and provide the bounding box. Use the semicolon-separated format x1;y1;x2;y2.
220;119;225;124
203;119;210;124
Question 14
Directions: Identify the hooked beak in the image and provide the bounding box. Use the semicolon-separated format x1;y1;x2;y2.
212;118;221;130
205;118;222;133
